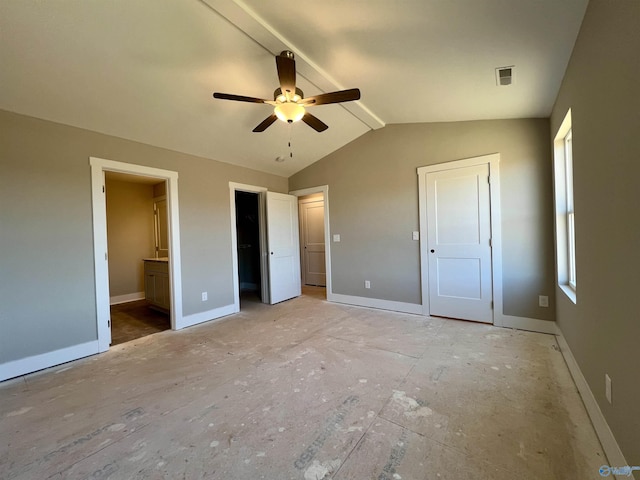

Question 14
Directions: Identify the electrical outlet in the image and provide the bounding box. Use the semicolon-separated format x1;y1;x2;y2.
605;374;612;404
364;280;371;289
539;295;549;307
201;292;208;302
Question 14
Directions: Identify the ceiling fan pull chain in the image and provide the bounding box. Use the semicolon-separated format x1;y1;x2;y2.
288;124;294;159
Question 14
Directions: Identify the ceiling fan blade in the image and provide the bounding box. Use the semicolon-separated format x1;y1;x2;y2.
276;51;296;99
252;114;278;132
300;88;361;106
301;112;328;132
213;92;270;104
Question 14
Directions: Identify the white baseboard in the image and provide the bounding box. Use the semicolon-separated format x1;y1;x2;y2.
0;341;99;382
499;314;559;334
177;304;237;330
555;332;628;472
328;293;422;315
110;292;145;305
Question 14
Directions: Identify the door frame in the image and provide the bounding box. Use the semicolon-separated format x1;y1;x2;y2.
290;186;333;298
298;194;326;287
417;154;504;326
90;157;183;352
229;182;269;310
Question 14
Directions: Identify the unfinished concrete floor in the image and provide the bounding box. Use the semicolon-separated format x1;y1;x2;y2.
1;287;607;479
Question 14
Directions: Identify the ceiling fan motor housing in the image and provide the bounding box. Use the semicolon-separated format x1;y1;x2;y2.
274;87;304;102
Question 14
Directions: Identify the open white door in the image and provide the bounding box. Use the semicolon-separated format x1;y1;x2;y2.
266;192;302;304
426;163;493;323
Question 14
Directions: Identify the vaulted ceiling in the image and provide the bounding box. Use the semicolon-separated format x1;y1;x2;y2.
0;0;588;176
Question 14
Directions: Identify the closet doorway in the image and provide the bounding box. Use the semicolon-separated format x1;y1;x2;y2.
234;191;263;307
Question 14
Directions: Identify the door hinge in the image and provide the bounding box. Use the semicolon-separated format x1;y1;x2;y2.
490;301;494;309
105;252;108;261
108;319;111;328
487;176;491;184
489;238;492;247
102;185;105;193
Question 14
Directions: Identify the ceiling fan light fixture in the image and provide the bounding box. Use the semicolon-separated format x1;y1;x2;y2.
213;51;359;132
274;102;305;123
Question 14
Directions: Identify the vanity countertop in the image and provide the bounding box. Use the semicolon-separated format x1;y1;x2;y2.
143;257;169;262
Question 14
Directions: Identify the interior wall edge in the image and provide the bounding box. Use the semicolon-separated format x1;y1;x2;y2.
177;304;237;330
328;293;422;315
499;314;558;335
555;331;628;468
110;292;145;306
0;341;99;383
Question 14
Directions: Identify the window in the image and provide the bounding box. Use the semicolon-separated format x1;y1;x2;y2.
553;110;577;301
564;130;576;289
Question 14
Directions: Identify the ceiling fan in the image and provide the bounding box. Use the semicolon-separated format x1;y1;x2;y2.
213;50;361;133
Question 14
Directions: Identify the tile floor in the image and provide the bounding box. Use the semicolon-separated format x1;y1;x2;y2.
110;300;170;346
0;287;607;479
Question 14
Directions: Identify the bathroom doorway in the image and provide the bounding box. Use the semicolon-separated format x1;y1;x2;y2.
104;172;171;345
91;157;183;352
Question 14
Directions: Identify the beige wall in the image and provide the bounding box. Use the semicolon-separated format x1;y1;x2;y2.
0;109;287;364
105;178;155;298
290;119;556;320
550;0;640;465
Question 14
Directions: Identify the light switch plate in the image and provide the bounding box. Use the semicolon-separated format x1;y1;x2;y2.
412;231;419;241
333;234;341;242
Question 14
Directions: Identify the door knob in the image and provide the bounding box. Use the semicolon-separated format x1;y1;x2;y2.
430;249;435;253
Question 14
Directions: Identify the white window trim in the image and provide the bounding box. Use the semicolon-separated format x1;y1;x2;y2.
553;110;577;303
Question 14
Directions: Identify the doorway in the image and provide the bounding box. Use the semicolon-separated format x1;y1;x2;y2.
291;186;331;300
417;154;503;325
298;193;326;287
104;172;171;345
235;191;262;306
229;184;303;309
90;157;183;352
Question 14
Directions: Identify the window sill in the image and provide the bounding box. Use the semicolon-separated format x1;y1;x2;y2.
559;284;577;304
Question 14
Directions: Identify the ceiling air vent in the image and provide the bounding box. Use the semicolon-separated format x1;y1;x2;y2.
496;66;515;86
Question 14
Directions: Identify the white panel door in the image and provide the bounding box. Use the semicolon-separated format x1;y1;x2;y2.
426;163;493;323
300;200;326;286
266;192;302;304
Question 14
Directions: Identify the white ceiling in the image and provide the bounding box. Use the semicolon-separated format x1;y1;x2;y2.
0;0;588;177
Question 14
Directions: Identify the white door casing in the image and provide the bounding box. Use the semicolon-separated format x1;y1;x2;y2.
229;183;269;310
290;186;333;300
266;192;302;304
299;198;326;286
90;157;183;352
418;154;503;326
